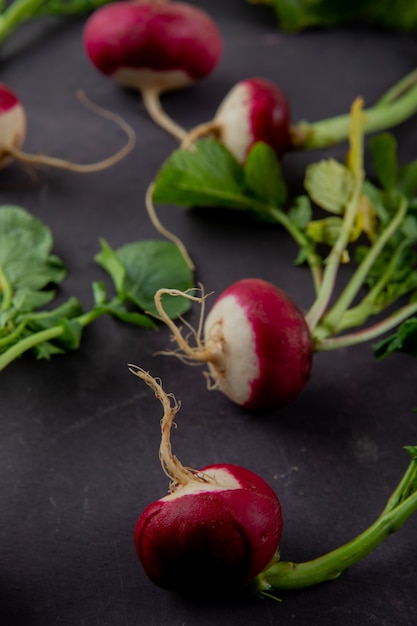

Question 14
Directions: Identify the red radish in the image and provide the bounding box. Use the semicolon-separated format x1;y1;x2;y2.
154;278;313;411
83;0;223;141
129;366;283;593
182;77;292;163
0;82;135;173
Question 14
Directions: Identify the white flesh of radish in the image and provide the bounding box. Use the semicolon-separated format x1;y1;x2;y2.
160;467;242;501
204;294;259;406
0;104;26;167
214;82;252;163
113;67;194;93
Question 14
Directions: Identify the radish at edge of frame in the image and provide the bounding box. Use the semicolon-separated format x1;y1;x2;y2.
154;278;314;412
0;82;135;173
128;366;283;594
83;0;223;142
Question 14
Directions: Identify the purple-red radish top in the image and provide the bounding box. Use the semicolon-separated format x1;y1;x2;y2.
0;83;135;173
154;278;313;412
129;366;283;593
83;0;223;141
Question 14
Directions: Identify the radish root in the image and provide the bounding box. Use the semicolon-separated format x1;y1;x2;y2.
141;87;188;142
153;287;218;364
145;182;195;270
7;90;136;173
128;365;210;490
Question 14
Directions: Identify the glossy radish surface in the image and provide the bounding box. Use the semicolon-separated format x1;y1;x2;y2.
155;278;313;412
129;367;283;594
83;0;223;140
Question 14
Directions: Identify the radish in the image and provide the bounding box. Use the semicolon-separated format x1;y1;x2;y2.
128;366;283;593
154;278;313;411
182;77;292;163
83;0;223;141
0;82;135;173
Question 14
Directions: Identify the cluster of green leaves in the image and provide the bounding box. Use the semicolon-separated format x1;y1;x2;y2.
152;132;417;360
248;0;417;32
0;206;193;371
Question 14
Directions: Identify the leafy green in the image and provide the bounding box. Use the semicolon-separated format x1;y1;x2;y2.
95;239;194;318
0;205;194;371
373;318;417;360
248;0;417;32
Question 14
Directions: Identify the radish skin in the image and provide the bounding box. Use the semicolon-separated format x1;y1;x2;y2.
129;366;283;593
182;78;292;163
154;278;313;412
83;0;223;141
0;83;135;173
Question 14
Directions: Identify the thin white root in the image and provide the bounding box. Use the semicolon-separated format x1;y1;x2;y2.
145;181;195;271
128;364;206;489
153;286;215;364
8;90;136;173
141;87;188;142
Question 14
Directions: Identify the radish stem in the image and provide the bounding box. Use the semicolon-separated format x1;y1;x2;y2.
253;448;417;593
291;67;417;150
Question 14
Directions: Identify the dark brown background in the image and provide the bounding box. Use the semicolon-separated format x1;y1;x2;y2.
1;1;416;624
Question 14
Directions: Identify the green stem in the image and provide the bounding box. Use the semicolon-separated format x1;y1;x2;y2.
267;206;323;294
0;0;45;44
291;68;417;150
0;265;13;310
0;0;112;46
0;305;104;371
317;196;408;335
314;301;417;351
304;171;362;331
252;450;417;593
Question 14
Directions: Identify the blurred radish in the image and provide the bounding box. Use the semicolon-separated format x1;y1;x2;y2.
129;366;283;593
154;278;313;412
182;77;292;162
0;83;135;173
83;0;223;141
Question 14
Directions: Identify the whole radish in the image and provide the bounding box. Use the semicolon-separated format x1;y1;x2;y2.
0;83;135;173
183;77;292;163
154;278;313;411
129;366;283;593
83;0;223;141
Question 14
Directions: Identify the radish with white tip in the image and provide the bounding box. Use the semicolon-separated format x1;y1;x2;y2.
153;278;313;412
129;366;283;593
83;0;223;141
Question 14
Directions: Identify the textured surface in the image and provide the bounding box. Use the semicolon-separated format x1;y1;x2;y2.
0;1;417;625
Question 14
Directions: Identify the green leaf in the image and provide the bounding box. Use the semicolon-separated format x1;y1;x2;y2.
152;139;246;208
373;317;417;360
369;133;398;192
244;142;287;205
397;160;417;199
96;240;194;319
304;159;354;214
288;195;313;229
306;216;344;246
0;206;66;292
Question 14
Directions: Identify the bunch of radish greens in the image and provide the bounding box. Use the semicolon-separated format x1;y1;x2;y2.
0;205;194;371
149;97;417;411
